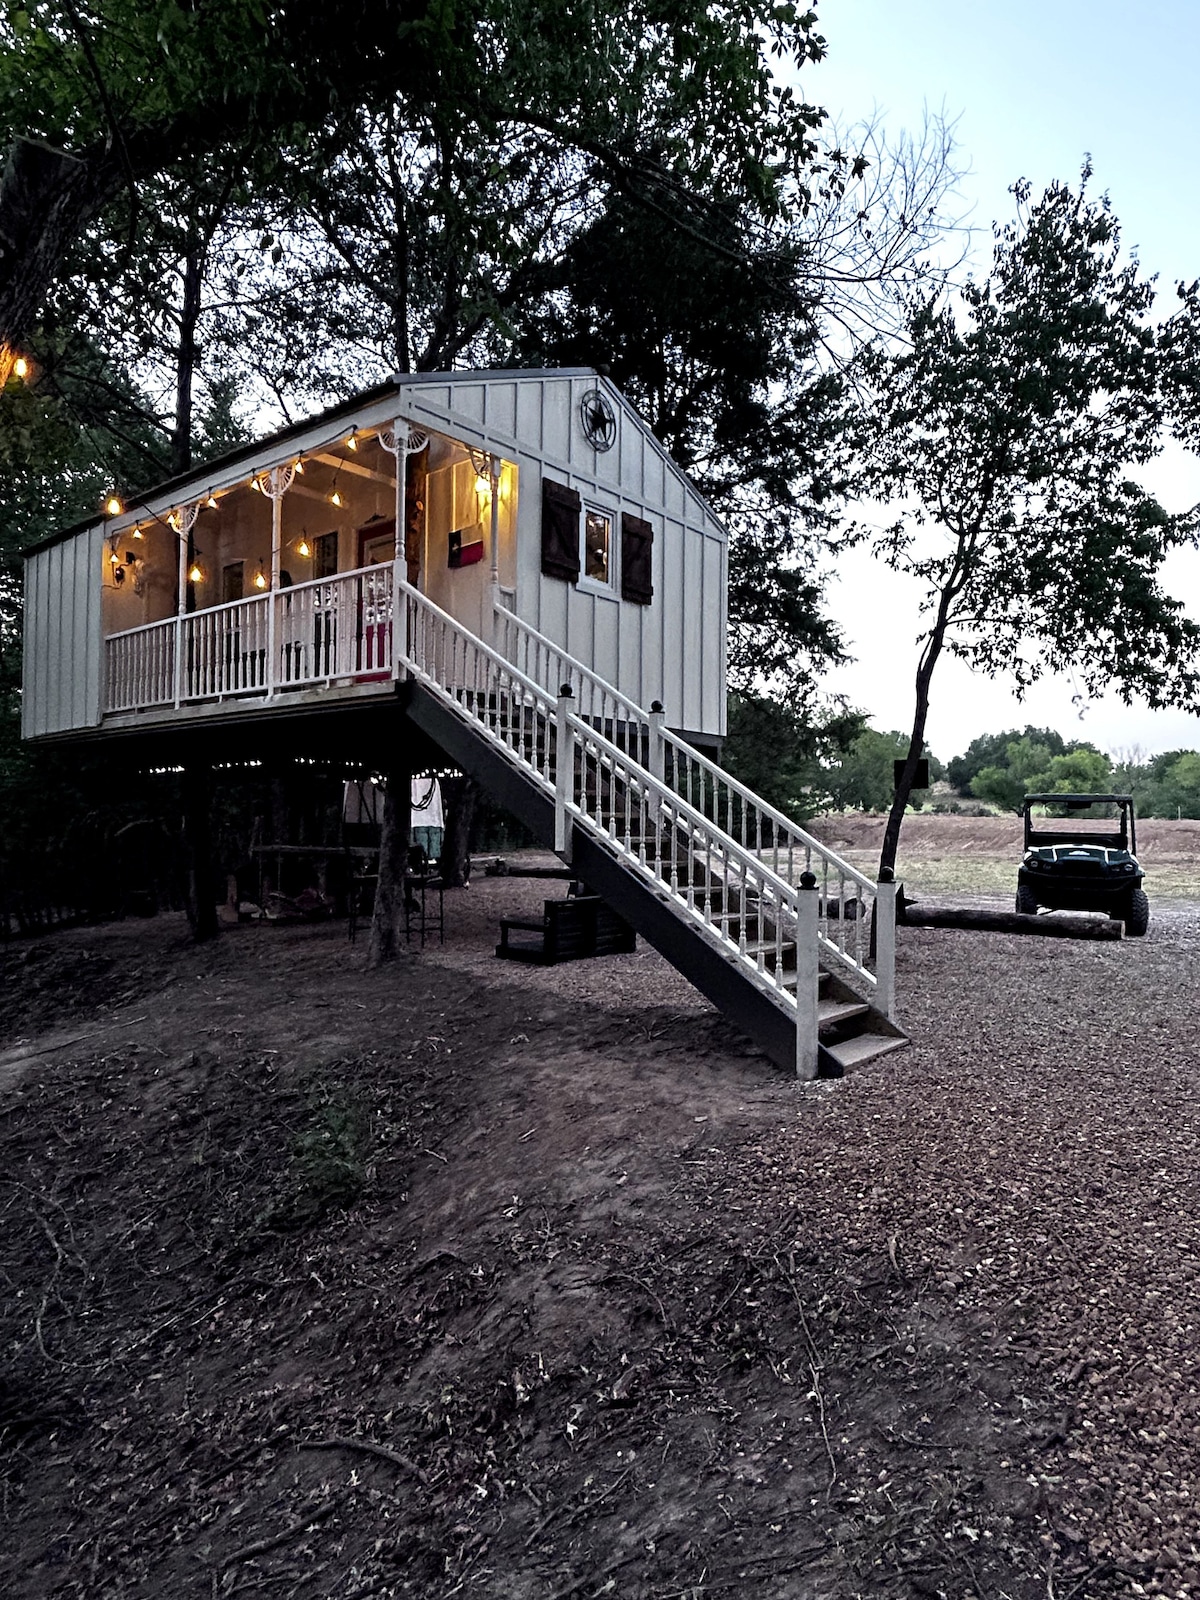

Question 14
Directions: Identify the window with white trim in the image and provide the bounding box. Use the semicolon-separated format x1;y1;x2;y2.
580;504;614;590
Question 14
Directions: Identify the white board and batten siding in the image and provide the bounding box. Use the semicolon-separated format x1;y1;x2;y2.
397;371;728;741
22;524;104;738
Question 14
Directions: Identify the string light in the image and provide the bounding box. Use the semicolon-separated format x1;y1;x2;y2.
296;535;311;558
330;489;343;508
346;432;358;452
254;563;268;590
13;356;27;379
206;492;219;509
188;560;204;585
132;525;143;540
104;494;123;517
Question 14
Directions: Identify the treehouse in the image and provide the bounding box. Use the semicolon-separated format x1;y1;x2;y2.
21;368;905;1079
23;369;726;752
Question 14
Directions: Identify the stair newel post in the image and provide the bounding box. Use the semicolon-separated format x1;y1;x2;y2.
795;870;821;1081
874;869;898;1021
555;684;575;859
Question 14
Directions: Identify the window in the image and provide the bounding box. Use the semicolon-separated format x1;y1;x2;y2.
581;506;613;589
313;531;338;579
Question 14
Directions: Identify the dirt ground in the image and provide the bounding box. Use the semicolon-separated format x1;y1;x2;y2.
2;834;1200;1598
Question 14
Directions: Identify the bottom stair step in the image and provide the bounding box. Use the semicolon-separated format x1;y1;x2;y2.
822;1032;909;1074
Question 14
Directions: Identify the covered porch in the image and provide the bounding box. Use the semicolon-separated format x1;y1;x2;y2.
99;412;516;724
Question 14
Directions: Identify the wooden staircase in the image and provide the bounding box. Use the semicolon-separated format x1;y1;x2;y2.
396;587;907;1076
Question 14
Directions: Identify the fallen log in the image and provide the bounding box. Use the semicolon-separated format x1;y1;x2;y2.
898;904;1123;939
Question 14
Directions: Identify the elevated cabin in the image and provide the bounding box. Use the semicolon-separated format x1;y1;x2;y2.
20;367;906;1080
22;369;728;755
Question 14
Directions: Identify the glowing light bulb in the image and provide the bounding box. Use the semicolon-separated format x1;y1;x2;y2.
189;562;203;584
254;567;268;590
105;495;123;517
294;458;305;474
109;550;120;568
251;476;263;493
206;493;218;509
330;490;343;508
13;356;28;379
297;537;311;558
346;433;358;451
132;526;143;539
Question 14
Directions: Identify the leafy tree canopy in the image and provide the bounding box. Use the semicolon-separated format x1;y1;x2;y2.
0;0;830;349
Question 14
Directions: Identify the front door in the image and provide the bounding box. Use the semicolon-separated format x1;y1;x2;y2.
356;520;395;678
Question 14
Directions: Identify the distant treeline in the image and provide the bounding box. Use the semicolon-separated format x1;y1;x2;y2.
722;699;1200;821
946;727;1200;818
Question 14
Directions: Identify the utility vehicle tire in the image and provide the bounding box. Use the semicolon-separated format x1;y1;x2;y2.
1123;887;1150;938
1015;884;1039;915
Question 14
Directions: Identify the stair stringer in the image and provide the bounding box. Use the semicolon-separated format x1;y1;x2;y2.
405;681;850;1074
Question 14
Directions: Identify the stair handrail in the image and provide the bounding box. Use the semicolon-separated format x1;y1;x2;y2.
492;601;878;899
404;586;811;983
403;581;883;1003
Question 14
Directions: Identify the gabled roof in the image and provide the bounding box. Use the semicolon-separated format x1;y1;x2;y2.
24;367;724;556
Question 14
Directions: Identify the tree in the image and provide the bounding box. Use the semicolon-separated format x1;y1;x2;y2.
970;738;1111;812
947;725;1068;795
0;0;833;352
823;727;941;814
853;169;1200;879
722;693;864;821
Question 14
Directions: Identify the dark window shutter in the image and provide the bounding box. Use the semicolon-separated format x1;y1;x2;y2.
541;478;581;581
620;512;654;604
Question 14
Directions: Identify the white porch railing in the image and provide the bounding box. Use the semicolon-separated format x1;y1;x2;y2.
103;565;396;713
493;601;892;1001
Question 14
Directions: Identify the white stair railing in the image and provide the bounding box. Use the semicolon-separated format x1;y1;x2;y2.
403;582;876;1076
494;600;890;1007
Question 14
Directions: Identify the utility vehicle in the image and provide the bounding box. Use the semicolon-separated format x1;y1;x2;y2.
1016;794;1148;936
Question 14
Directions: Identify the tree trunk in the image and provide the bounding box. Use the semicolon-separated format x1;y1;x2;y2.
440;775;478;888
367;758;413;967
878;587;957;880
171;241;203;476
182;759;219;942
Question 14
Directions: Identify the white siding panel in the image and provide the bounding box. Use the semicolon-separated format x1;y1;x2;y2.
660;520;686;725
703;534;725;735
23;528;103;737
592;598;619;688
486;382;518;439
454;383;486;425
682;525;704;731
516;382;544;454
542;380;571;463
